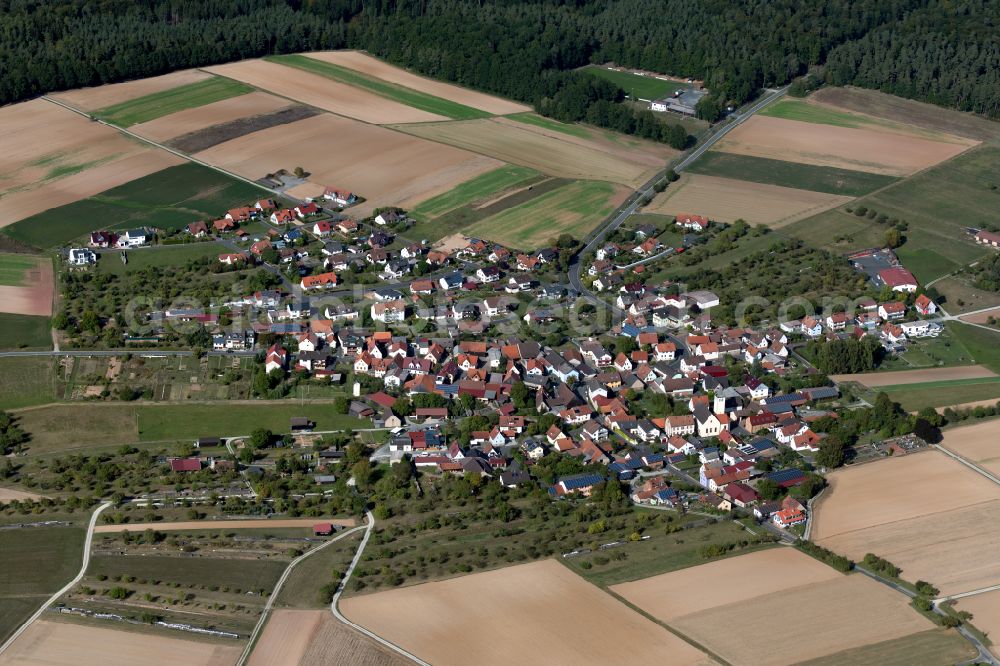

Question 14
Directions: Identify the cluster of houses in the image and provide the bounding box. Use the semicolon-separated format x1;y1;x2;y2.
779;294;940;349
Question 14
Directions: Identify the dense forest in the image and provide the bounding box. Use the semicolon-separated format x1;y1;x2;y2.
1;0;998;124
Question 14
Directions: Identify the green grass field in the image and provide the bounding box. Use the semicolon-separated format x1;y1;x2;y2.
2;163;273;248
584;65;689;100
947;322;1000;373
267;54;491;120
276;531;361;609
0;357;57;409
465;180;621;249
88;554;285;591
15;402;368;457
759;98;880;129
0;253;42;286
894;247;960;284
0;313;50;350
93;77;254;126
796;629;976;666
688;151;897;196
412;165;541;219
97;242;227;275
884;379;1000;411
0;526;85;643
505;112;593;138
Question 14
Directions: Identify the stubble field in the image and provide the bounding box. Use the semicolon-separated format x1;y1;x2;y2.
831;365;997;387
938;420;1000;477
612;548;938;666
203;59;446;124
0;100;182;228
0;254;53;316
715;115;974;176
249;610;405;666
52;69;212;111
0;619;241;666
195;113;502;216
341;559;715;666
646;173;851;228
305;51;530;115
814;450;1000;595
955;590;1000;657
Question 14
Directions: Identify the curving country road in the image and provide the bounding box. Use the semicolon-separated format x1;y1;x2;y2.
0;501;112;656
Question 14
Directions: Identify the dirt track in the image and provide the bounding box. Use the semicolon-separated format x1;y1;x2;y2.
832;365;997;387
94;518;355;533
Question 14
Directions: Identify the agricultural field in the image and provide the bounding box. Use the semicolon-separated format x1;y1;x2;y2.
0;526;85;644
685;151;897;196
0;253;53;317
95;519;355;535
612;548;945;666
96;242;227;275
341;559;714;666
0;357;57;409
583;65;691;100
938;420;1000;477
305;51;530;115
0;619;242;666
52;69;212;112
275;532;362;609
464;180;628;249
0;99;183;230
0;314;51;350
814;450;1000;595
794;630;977;666
955;589;1000;657
269;54;491;120
947;322;1000;373
13;402;366;457
714;114;974;176
203;59;445;124
760;97;966;141
3;163;272;248
411;165;542;220
396;117;668;188
645;173;851;228
883;379;1000;412
194;113;500;217
831;365;996;387
250;610;406;666
129;91;295;143
92;77;254;127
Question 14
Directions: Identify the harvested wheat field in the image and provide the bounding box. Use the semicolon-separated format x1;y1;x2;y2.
52;69;211;111
196;114;501;216
646;173;851;228
203;59;445;124
939;420;1000;477
341;559;715;666
0;619;241;666
95;518;355;534
832;364;997;387
306;51;530;115
396;118;659;188
283;612;407;666
715;115;974;176
814;451;1000;595
0;100;182;227
249;610;322;666
956;590;1000;654
0;256;53;316
130;91;293;142
614;548;933;666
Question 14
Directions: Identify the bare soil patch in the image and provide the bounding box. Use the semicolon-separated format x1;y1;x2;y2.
956;590;1000;656
300;613;406;666
203;59;446;124
130;91;293;143
306;51;530;115
167;106;319;154
341;559;715;666
432;233;470;255
646;173;851;228
960;307;1000;325
715;115;974;176
812;86;1000;143
939;420;1000;477
832;365;996;387
615;548;932;666
249;610;323;666
195;114;501;216
0;618;241;666
396;118;659;188
0;486;45;501
52;70;211;112
94;518;355;534
0;256;53;316
0;100;182;228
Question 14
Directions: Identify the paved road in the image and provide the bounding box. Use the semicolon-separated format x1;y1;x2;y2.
0;501;112;656
237;524;367;666
330;510;428;665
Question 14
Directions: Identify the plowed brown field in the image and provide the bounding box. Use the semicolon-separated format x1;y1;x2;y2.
131;92;293;142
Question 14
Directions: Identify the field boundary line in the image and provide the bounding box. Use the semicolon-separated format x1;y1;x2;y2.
236;524;366;665
814;495;1000;542
0;500;112;655
933;444;1000;486
330;510;430;666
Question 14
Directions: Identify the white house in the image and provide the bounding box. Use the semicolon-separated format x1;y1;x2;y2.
117;229;149;247
371;300;407;324
68;248;97;265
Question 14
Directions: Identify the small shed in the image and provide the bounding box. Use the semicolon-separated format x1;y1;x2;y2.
290;417;314;431
196;437;220;448
313;523;334;536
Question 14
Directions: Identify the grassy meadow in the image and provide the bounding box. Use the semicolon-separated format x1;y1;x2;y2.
0;313;51;350
583;65;689;100
0;253;42;286
688;152;897;196
412;165;541;220
93;77;254;126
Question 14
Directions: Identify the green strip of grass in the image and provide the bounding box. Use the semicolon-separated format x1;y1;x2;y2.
879;376;1000;392
267;54;491;120
946;321;1000;373
505;112;592;138
0;254;41;286
94;77;254;127
759;98;875;129
583;65;688;100
0;314;50;350
688;151;897;196
413;165;541;219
